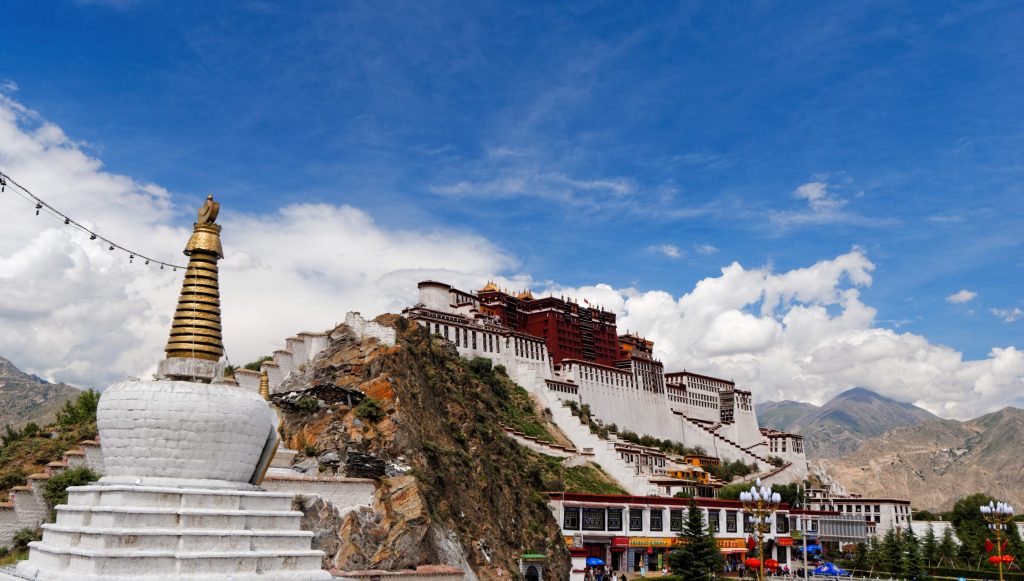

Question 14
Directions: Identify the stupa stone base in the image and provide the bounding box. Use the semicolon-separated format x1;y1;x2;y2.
17;484;331;581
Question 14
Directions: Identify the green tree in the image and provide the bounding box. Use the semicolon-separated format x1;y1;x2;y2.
949;493;1024;568
922;524;938;566
880;527;903;573
41;466;100;521
56;389;100;427
851;541;870;574
900;526;927;580
937;526;959;567
667;499;723;581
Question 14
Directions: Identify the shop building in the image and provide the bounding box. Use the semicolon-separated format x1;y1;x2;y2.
549;492;795;578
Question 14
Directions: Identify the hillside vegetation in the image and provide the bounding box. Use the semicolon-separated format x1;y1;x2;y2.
0;390;99;496
271;316;628;579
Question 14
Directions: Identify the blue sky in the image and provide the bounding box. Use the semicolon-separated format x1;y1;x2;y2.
0;1;1022;409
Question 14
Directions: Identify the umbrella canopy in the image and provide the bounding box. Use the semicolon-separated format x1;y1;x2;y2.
812;561;849;576
585;557;605;567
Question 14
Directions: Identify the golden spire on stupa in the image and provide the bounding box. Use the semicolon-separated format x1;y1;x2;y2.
164;194;225;362
259;370;270;401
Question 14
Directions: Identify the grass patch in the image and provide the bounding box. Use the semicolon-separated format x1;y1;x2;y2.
562;464;629;495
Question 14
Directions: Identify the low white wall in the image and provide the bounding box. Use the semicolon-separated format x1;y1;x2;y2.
261;474;376;509
0;507;18;549
345;312;397;346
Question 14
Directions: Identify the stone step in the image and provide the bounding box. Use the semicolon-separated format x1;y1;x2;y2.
55;506;303;531
23;542;327;579
67;484;296;512
40;524;315;552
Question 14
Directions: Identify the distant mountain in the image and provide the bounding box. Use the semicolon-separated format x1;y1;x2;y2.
756;400;819;432
819;407;1024;511
756;387;939;459
0;356;80;431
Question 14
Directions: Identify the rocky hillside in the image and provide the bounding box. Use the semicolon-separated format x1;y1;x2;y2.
272;316;622;580
756;387;938;458
0;356;80;432
818;406;1024;512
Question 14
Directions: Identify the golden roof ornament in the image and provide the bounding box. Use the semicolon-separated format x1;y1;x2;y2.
163;194;225;364
259;370;270;400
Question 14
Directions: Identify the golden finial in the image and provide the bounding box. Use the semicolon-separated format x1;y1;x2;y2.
164;194;225;362
259;370;270;400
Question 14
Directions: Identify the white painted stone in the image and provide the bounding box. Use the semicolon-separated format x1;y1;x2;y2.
17;485;331;581
97;380;275;488
261;474;376;510
344;312;397;346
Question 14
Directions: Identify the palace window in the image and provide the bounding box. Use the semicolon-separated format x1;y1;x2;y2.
708;512;724;532
563;507;580;531
582;508;606;531
670;509;683;532
650;509;663;532
629;509;643;531
777;514;789;533
607;508;623;531
726;511;737;533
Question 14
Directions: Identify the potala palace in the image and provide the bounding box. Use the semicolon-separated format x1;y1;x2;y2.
401;281;809;494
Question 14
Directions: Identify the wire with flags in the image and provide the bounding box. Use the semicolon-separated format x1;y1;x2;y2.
0;169;187;271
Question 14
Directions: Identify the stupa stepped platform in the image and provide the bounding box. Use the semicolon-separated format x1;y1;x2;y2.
18;485;330;581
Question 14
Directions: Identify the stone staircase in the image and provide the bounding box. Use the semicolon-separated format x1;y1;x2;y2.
682;416;773;470
499;425;591;462
18;484;330;581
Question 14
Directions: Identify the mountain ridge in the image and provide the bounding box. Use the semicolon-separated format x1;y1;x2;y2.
0;355;81;431
756;387;939;458
820;405;1024;511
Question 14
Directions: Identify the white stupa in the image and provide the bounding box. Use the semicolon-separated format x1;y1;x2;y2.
17;195;330;580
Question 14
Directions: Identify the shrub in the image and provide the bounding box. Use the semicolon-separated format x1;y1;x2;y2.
767;455;785;467
354;397;386;423
56;390;100;427
468;357;492;375
42;466;100;521
11;528;40;552
244;355;273;371
294;395;320;414
0;468;27;492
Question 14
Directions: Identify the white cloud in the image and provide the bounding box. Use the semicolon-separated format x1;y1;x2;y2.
544;250;1024;419
0;94;514;388
768;180;891;229
1;93;1020;420
991;307;1023;323
647;244;682;259
794;181;846;212
694;244;719;255
946;289;977;303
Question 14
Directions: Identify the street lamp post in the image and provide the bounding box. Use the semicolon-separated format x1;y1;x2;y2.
980;500;1015;581
740;478;782;581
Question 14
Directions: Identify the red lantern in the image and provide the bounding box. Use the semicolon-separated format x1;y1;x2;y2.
989;556;1003;565
745;558;762;569
765;559;779;569
1003;555;1015;563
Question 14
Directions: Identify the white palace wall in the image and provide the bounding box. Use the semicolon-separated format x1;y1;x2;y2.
560;362;683;443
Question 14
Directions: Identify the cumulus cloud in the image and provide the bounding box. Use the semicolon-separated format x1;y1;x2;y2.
991;307;1023;323
946;289;977;303
2;93;1020;420
0;94;514;388
647;244;682;259
542;250;1024;419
